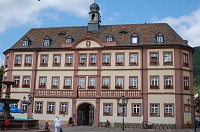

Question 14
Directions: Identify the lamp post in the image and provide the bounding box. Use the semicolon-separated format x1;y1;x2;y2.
187;97;197;132
23;94;33;119
116;96;129;130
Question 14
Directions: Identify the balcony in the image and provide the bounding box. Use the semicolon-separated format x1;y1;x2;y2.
35;89;141;99
35;110;42;114
47;110;54;114
150;61;158;65
53;63;60;67
150;85;159;89
40;63;48;67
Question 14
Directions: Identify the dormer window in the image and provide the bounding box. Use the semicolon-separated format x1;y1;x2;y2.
106;34;114;42
43;36;51;46
131;34;139;44
156;33;164;43
65;35;73;44
23;41;29;47
22;37;31;47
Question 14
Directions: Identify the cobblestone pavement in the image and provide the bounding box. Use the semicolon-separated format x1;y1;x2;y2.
4;126;200;132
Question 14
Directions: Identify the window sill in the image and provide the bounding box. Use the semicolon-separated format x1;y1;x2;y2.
63;86;71;89
101;86;109;89
150;85;159;89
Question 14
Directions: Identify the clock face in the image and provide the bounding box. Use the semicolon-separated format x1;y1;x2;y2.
86;41;91;47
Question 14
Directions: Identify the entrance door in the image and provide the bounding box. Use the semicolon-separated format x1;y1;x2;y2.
77;111;83;126
89;106;94;126
77;103;94;126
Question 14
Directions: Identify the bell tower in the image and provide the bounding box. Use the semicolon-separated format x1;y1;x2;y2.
88;2;101;32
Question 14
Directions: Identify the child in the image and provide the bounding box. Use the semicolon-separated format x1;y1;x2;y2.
44;121;50;131
4;117;10;130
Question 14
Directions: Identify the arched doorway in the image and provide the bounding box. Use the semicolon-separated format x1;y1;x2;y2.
77;103;94;126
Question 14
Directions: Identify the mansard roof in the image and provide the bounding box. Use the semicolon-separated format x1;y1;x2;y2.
9;23;189;50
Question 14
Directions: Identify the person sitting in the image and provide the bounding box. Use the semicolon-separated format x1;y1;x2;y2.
4;117;10;130
44;121;50;131
68;117;74;124
147;121;152;129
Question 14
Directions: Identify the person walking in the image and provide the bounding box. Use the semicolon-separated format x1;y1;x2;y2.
4;117;10;131
54;116;61;132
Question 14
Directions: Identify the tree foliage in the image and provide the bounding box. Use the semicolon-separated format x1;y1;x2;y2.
193;46;200;93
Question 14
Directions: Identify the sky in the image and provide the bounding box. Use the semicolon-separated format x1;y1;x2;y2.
0;0;200;65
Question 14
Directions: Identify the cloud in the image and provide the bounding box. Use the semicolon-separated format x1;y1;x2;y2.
0;0;93;34
152;8;200;47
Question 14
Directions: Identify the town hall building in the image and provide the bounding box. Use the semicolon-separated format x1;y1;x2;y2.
2;2;194;129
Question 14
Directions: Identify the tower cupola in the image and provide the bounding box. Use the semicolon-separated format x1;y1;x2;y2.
88;2;101;32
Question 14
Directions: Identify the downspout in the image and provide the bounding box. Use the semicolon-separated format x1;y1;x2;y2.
141;47;144;123
31;50;39;118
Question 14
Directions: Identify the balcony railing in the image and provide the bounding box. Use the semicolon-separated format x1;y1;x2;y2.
35;89;141;98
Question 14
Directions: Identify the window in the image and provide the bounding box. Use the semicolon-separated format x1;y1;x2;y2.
65;54;73;65
53;54;61;66
44;40;50;46
117;104;127;116
23;41;29;47
132;104;141;116
106;34;114;42
79;54;87;65
156;33;164;43
22;37;31;47
150;52;159;65
40;55;48;66
164;76;173;89
47;102;55;114
102;77;110;89
64;77;71;89
52;77;59;88
88;77;96;89
60;102;68;114
22;76;30;88
15;55;22;66
24;55;32;66
183;53;189;67
22;102;28;112
11;103;18;108
129;76;137;89
164;104;173;117
115;77;124;89
102;53;111;65
13;76;20;87
43;36;51;47
78;77;85;89
103;103;112;116
150;104;159;116
150;76;159;89
164;52;172;64
89;54;97;64
131;34;139;44
35;102;43;113
116;53;124;65
184;76;189;90
65;35;73;43
130;53;138;65
39;76;46;88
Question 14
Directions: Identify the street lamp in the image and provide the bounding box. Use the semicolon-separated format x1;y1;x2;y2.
116;96;129;130
187;97;197;132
